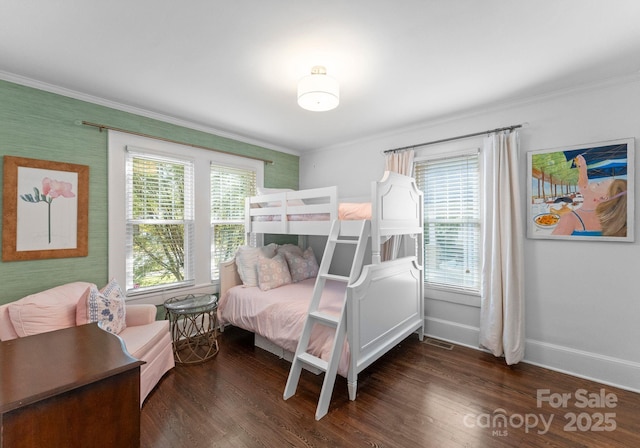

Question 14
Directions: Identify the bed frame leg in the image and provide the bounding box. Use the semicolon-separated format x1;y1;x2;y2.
347;380;357;401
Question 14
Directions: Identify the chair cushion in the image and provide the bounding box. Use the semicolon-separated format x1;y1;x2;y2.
118;320;171;361
8;282;94;338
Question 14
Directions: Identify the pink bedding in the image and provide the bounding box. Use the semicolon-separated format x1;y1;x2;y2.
338;202;371;220
218;278;350;376
252;202;371;222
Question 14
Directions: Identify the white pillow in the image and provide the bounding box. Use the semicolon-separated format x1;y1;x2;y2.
235;244;278;287
257;253;292;291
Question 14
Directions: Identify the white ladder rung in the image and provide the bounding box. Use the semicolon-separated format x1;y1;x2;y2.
320;273;350;283
309;311;339;327
297;352;328;372
330;238;358;245
284;219;371;420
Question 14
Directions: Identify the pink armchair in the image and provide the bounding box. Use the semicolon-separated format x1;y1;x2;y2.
0;281;174;405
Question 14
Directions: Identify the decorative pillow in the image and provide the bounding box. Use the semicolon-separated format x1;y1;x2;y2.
235;244;278;287
8;282;95;338
276;243;304;258
76;279;126;334
257;253;292;291
285;247;320;282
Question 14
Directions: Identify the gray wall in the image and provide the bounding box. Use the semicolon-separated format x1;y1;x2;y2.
300;74;640;392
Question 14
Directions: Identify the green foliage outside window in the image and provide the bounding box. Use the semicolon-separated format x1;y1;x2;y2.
130;157;190;289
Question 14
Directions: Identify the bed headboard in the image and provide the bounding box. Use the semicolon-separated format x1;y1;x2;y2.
219;258;242;298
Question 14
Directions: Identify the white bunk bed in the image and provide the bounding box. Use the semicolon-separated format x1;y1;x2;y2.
245;170;424;263
219;171;424;418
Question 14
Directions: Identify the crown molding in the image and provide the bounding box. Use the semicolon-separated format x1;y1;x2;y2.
0;70;300;157
315;71;640;154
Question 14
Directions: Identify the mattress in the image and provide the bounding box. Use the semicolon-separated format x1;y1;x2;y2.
217;278;350;376
252;202;371;222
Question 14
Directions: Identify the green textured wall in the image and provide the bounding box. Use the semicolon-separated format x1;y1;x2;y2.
0;80;299;304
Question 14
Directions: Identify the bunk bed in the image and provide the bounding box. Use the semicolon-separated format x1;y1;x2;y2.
219;171;424;418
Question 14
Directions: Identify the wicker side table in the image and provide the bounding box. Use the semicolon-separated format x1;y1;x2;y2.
164;294;219;364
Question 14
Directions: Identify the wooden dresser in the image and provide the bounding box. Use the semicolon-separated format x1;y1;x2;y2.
0;323;143;447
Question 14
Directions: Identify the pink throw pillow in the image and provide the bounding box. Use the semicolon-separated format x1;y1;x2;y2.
257;253;292;291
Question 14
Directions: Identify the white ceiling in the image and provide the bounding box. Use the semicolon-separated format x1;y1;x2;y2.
2;0;640;154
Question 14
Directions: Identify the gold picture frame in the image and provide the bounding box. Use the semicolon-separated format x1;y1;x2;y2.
2;156;89;260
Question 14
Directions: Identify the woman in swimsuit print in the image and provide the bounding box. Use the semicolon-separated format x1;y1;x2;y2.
552;154;613;236
596;179;628;237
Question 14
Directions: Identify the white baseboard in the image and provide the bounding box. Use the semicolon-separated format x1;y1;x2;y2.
423;317;640;394
524;339;640;394
424;316;481;349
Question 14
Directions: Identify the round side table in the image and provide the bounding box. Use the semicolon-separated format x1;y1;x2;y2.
164;294;219;364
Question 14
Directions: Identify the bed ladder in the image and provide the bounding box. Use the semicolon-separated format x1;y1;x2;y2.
283;219;370;420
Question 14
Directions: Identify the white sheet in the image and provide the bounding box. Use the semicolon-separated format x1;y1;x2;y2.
218;278;350;376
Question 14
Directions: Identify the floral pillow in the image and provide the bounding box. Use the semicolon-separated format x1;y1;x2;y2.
257;253;292;291
76;278;126;334
276;243;304;258
285;247;319;282
235;244;278;287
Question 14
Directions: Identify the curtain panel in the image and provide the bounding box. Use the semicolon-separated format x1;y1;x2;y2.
479;131;525;365
383;150;415;260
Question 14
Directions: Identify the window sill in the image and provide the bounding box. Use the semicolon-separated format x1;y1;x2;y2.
424;284;481;308
125;282;217;306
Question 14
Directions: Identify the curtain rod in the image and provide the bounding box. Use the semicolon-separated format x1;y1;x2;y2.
384;123;525;154
78;120;274;164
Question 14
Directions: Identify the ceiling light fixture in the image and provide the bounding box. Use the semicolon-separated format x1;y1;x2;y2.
297;65;339;112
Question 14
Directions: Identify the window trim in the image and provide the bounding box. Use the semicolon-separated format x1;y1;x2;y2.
108;130;263;305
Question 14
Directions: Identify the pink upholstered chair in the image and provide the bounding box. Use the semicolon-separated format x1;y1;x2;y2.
0;281;174;405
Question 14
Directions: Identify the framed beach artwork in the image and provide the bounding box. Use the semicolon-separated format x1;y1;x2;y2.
527;138;634;242
2;156;89;260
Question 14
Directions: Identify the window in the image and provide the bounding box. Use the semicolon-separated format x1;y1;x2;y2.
108;131;263;303
210;164;256;280
126;151;195;292
414;151;480;293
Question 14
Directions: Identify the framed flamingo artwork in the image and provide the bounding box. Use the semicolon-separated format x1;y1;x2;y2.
527;138;634;242
2;156;89;260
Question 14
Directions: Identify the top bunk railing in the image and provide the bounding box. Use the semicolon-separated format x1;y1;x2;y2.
245;171;423;239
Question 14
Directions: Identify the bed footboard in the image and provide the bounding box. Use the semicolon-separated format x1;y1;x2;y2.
346;256;424;399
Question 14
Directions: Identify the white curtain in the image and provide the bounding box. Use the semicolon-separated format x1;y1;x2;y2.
385;149;414;176
382;150;415;261
479;131;525;365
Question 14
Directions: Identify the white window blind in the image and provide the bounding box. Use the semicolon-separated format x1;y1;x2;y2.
210;164;256;280
415;152;480;292
125;150;195;292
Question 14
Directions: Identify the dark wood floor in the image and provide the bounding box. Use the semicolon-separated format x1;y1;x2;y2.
141;327;640;447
